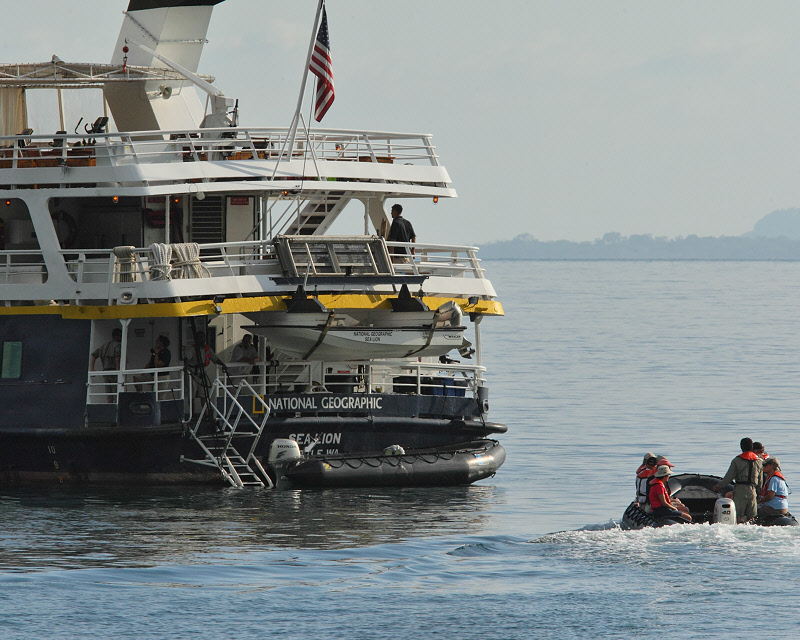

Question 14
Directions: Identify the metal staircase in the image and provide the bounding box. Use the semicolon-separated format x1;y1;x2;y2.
182;379;273;488
281;192;348;236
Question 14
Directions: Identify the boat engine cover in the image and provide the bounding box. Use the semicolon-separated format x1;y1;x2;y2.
268;439;302;464
714;497;736;525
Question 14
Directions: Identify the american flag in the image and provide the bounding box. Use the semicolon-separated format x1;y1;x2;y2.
309;6;335;122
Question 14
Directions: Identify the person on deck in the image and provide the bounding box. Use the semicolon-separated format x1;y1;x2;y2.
146;335;171;369
635;453;658;507
649;465;692;521
387;203;416;262
90;328;122;372
713;437;763;523
758;457;789;516
231;334;259;367
229;333;260;384
90;327;122;403
186;331;229;375
134;335;171;392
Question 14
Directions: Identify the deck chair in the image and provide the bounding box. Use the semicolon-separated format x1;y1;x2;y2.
18;128;33;148
86;117;109;134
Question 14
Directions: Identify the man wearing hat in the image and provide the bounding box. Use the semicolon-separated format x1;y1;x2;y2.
648;464;692;521
713;437;763;523
757;457;789;516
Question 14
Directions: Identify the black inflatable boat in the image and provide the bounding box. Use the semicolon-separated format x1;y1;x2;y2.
283;439;505;488
621;473;798;529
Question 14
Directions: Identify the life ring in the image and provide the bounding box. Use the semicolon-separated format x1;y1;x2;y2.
51;210;76;248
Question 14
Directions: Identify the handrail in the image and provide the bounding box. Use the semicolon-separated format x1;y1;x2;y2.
385;241;485;280
57;238;485;287
86;365;185;405
215;358;486;406
0;251;47;285
0;126;439;168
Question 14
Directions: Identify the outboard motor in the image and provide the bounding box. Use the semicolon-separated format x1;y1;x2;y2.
267;439;303;487
714;497;736;525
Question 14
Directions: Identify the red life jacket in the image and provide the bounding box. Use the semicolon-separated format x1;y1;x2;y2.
739;451;758;461
203;344;212;366
761;471;788;499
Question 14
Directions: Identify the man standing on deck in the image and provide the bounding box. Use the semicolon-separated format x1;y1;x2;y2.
90;327;122;403
90;327;122;373
713;437;763;523
387;203;416;262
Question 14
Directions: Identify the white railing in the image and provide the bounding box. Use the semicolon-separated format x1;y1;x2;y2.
0;251;47;284
386;242;485;280
84;359;482;416
59;239;485;288
61;240;281;285
0;127;439;170
214;359;486;407
86;365;185;405
366;360;486;396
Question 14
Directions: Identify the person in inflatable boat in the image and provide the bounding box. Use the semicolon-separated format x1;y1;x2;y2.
635;452;658;506
654;456;692;518
648;465;692;522
713;437;763;523
753;441;769;461
757;457;789;517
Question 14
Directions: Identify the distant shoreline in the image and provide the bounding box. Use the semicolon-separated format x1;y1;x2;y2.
477;232;800;261
482;257;800;261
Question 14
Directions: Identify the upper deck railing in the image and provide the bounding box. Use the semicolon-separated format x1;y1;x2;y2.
0;126;440;173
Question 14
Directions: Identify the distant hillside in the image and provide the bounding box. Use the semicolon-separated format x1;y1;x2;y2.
746;208;800;240
480;209;800;260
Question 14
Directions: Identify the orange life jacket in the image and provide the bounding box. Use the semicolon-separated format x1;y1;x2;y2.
762;470;788;500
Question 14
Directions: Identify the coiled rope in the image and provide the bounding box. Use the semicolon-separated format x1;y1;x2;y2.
148;243;172;281
170;242;209;279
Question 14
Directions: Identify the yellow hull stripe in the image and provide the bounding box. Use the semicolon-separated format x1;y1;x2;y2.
0;295;504;319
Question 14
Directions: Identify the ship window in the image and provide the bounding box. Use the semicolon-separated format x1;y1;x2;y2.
1;341;22;379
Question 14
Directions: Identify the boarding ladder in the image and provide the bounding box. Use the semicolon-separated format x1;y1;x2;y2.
182;379;273;488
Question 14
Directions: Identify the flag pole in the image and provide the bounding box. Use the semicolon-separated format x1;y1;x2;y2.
285;0;325;158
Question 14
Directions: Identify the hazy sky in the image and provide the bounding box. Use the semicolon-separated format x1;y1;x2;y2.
4;1;800;244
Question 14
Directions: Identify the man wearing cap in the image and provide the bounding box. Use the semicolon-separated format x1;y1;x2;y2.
713;437;763;523
635;453;658;507
757;457;789;516
648;464;692;521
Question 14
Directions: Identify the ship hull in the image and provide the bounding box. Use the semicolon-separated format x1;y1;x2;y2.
0;413;505;485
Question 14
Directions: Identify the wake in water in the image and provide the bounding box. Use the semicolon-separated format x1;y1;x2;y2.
526;523;800;570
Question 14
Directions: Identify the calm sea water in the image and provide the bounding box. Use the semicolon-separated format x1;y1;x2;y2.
3;261;800;639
